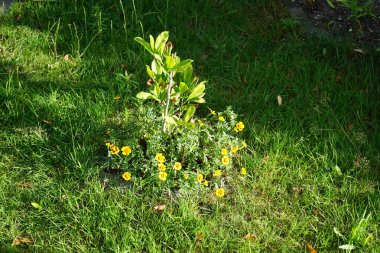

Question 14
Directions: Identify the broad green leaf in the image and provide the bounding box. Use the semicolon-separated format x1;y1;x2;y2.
184;105;196;122
189;97;206;103
170;59;193;72
136;92;153;100
134;37;154;55
334;165;343;176
154;31;169;52
166;55;176;69
150;84;161;98
338;244;355;250
183;64;193;85
179;82;189;93
153;53;163;63
151;60;157;73
187;81;206;101
165;116;177;125
149;35;155;52
146;65;155;79
31;202;42;210
185;122;196;129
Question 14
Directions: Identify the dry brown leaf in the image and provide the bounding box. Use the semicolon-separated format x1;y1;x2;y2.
243;233;257;241
348;122;353;131
195;232;203;245
12;237;33;246
277;95;283;106
307;243;317;253
153;204;166;212
17;182;31;188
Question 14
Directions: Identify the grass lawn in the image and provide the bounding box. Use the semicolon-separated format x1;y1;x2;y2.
1;0;379;252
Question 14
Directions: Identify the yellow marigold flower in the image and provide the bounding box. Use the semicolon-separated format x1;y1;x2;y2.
122;171;132;181
221;148;228;155
114;96;121;100
241;167;247;176
242;141;247;148
203;180;209;187
196;174;204;183
111;146;120;155
234;121;245;132
214;170;222;177
158;163;166;171
158;171;167;181
183;173;189;180
121;146;132;156
173;162;182;171
231;146;239;154
155;153;165;163
215;188;225;197
221;156;229;165
218;116;225;122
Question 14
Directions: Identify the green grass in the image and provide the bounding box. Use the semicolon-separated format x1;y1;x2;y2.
1;0;379;252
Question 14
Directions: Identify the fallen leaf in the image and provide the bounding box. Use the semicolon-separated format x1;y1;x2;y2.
114;96;121;100
17;182;31;188
291;186;303;193
277;95;282;106
243;233;257;241
348;122;353;130
307;243;317;253
353;48;364;54
195;232;203;245
63;54;71;61
42;119;52;125
153;204;166;212
12;237;33;246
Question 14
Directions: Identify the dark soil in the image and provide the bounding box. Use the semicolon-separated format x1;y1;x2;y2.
286;0;380;44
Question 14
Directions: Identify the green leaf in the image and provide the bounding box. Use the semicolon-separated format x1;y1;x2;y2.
184;106;196;122
165;116;177;125
187;81;206;101
183;64;193;85
154;31;169;53
169;59;193;72
31;202;42;210
134;37;154;55
326;0;335;8
136;92;153;100
179;82;189;93
334;165;343;176
189;97;206;104
146;65;155;79
149;35;155;51
166;55;176;69
185;122;196;129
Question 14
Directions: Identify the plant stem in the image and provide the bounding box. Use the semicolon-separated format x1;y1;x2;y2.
162;71;173;132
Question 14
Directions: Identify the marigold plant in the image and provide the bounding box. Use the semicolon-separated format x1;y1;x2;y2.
103;32;251;198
